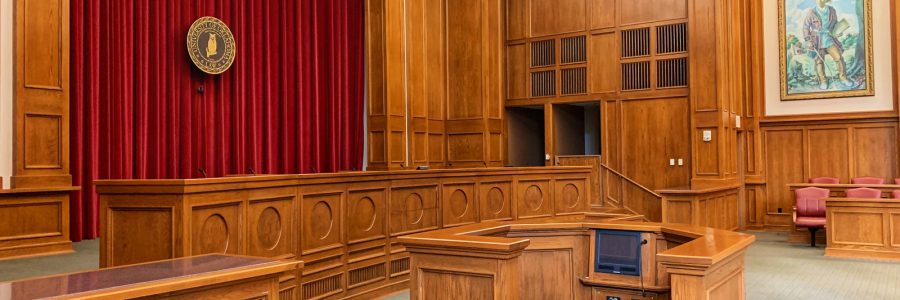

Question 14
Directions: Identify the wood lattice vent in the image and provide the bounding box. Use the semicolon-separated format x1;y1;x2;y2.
621;61;651;91
561;67;587;95
657;58;688;88
560;36;587;64
621;27;650;58
656;23;687;54
531;40;555;67
531;70;557;97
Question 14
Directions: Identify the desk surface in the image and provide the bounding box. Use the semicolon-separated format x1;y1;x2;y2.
1;254;299;300
399;215;755;266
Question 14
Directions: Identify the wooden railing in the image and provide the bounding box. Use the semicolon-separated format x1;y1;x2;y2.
600;163;661;222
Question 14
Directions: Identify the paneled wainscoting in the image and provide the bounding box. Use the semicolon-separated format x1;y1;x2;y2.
95;167;592;299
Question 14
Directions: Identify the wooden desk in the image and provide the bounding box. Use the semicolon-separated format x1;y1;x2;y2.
0;254;300;299
787;183;900;244
399;216;755;300
825;197;900;262
0;186;79;260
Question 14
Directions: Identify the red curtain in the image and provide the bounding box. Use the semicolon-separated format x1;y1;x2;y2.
70;0;365;241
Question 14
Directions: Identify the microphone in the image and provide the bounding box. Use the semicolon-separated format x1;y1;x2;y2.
248;167;256;175
198;168;208;178
639;239;648;297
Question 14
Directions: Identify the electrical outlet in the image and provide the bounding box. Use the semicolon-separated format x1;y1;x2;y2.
678;159;684;166
703;130;713;142
669;159;675;166
735;116;742;129
545;154;551;161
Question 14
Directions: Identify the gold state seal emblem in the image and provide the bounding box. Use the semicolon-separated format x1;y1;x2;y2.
187;17;236;74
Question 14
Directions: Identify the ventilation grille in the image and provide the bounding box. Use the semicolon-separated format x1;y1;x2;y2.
561;68;587;95
302;274;343;300
531;40;555;67
560;36;587;64
657;23;687;54
390;258;411;276
349;263;386;288
621;28;650;58
531;71;556;97
279;287;294;300
657;58;688;88
622;62;651;91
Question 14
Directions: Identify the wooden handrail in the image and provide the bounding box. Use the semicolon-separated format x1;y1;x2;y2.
600;163;663;199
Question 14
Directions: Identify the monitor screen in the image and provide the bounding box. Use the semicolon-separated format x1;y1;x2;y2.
594;230;642;276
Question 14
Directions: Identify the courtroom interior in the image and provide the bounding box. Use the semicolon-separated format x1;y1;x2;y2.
2;0;900;299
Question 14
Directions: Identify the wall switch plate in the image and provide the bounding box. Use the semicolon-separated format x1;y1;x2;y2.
669;159;675;166
703;130;713;142
678;159;684;166
735;116;742;129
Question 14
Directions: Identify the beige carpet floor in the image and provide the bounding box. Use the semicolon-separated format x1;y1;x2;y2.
2;232;899;299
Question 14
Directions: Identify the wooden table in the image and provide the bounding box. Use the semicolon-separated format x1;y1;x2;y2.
399;215;755;300
0;254;300;299
825;197;900;262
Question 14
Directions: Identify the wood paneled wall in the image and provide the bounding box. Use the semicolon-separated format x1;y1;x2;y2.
745;121;900;229
366;0;504;171
96;167;591;300
13;0;71;188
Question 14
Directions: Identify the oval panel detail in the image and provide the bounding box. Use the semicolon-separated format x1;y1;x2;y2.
311;201;334;240
200;213;229;253
524;185;544;211
353;197;378;232
487;187;505;214
256;207;283;250
449;189;469;219
406;193;425;225
562;184;581;208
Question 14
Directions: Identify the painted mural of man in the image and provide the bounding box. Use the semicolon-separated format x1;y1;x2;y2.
803;0;853;90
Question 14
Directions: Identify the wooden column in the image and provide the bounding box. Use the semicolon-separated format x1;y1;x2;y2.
688;0;746;189
13;0;71;188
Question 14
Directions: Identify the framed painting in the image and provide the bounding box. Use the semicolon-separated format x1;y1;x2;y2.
779;0;874;101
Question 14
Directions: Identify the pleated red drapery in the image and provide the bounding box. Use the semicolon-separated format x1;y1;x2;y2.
69;0;365;241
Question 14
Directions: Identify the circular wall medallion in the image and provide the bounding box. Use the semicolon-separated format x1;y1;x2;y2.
487;187;505;214
524;185;544;211
310;201;334;240
562;184;581;208
449;189;469;218
187;16;236;74
353;197;378;232
406;193;425;224
256;207;282;250
200;214;229;253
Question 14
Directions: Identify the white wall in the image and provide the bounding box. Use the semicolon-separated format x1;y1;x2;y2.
0;0;13;189
764;0;894;116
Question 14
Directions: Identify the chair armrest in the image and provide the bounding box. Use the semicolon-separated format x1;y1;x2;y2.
792;206;797;223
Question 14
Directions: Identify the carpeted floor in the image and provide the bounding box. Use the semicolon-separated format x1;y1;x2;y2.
2;232;899;299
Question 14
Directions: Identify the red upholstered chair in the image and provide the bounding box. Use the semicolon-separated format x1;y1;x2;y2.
893;190;900;199
809;177;840;184
793;187;830;247
845;188;882;199
851;177;885;185
895;178;900;185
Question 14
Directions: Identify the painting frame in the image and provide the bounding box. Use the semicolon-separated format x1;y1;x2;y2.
778;0;875;101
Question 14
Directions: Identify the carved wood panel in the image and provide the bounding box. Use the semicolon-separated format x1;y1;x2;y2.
108;207;173;266
479;180;513;221
300;192;343;254
516;179;553;219
553;178;588;215
389;184;439;236
441;182;478;227
191;203;241;256
247;196;294;259
347;188;387;244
